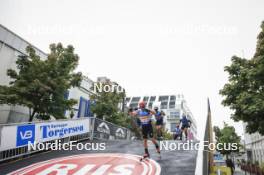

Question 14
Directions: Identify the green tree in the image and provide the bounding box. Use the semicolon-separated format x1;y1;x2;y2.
0;43;82;121
214;123;241;157
220;21;264;135
89;79;142;138
163;129;173;140
128;117;142;138
90;82;127;126
155;127;173;140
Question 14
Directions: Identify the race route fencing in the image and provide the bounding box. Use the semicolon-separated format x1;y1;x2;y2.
0;117;135;162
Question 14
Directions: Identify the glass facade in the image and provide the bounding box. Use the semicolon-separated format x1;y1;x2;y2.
159;96;169;109
169;101;175;109
130;97;140;108
170;111;180;119
130;103;138;108
143;96;149;102
170;123;177;132
126;94;197;139
131;97;140;102
148;96;156;108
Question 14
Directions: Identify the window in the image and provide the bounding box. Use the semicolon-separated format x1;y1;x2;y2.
150;96;156;101
170;95;176;101
131;97;140;102
161;102;168;109
148;103;153;109
148;96;156;108
169;101;175;109
143;96;149;102
159;96;168;109
170;123;177;132
170;111;180;118
159;96;169;101
130;103;138;108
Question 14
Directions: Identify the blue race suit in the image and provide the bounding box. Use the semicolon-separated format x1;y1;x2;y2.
180;116;190;129
155;111;163;126
136;108;153;139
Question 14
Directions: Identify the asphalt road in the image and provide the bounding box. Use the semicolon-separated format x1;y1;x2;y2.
0;140;198;175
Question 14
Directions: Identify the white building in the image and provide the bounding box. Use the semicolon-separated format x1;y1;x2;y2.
126;94;197;140
243;123;264;164
0;24;94;123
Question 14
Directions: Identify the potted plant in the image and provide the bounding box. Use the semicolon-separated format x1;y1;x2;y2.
254;161;261;175
260;162;264;175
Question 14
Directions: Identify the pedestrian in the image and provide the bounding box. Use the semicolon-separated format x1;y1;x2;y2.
226;158;235;175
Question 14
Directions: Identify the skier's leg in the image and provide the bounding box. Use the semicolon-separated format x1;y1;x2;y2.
143;138;150;157
184;128;188;140
156;125;161;138
142;125;150;158
150;125;160;154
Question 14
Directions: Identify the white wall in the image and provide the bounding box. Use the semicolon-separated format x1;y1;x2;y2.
243;123;264;163
0;25;94;123
0;24;47;123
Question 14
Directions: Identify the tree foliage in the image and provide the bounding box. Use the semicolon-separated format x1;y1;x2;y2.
90;82;127;125
152;125;173;140
0;43;82;121
220;21;264;135
214;123;241;156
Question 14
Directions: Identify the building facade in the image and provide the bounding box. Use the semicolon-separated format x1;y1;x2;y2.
126;94;197;140
0;24;94;123
243;123;264;164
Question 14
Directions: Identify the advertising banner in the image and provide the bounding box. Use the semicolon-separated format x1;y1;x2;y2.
93;118;127;140
0;119;90;151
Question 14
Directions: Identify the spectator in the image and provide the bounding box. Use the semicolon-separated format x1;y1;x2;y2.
174;124;181;140
226;158;235;175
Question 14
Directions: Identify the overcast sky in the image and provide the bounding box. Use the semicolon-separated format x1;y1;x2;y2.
1;0;263;139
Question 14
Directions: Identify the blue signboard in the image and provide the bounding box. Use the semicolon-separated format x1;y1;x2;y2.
16;124;35;147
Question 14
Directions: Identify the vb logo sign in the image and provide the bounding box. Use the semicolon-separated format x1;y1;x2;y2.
16;124;35;147
20;130;32;139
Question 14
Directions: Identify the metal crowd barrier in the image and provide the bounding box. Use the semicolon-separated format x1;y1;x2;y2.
0;117;134;163
0;136;76;162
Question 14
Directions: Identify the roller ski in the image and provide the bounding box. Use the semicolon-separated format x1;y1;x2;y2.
140;153;150;161
156;148;161;159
